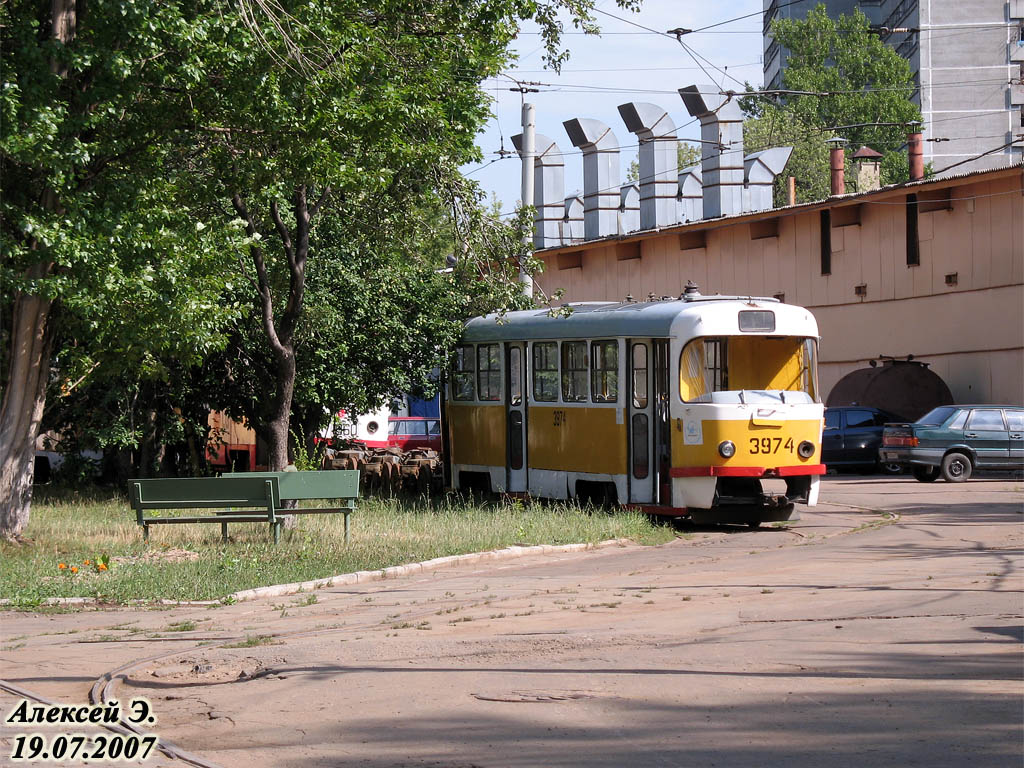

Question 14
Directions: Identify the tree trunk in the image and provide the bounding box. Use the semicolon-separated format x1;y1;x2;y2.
0;0;77;539
266;347;296;471
136;407;159;478
231;185;327;473
0;281;54;539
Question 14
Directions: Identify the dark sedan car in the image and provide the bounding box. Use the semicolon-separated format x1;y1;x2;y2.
881;405;1024;482
823;406;902;474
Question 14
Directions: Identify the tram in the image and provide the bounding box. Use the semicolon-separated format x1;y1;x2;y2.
446;287;825;525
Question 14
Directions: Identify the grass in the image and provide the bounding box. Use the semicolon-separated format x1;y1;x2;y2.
223;634;279;648
1;485;675;607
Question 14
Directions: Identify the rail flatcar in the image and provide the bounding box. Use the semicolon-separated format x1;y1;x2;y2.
446;287;824;526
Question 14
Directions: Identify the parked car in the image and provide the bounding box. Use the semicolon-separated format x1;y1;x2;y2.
387;417;442;453
823;406;903;474
881;405;1024;482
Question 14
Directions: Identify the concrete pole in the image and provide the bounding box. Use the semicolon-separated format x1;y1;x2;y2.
519;102;535;298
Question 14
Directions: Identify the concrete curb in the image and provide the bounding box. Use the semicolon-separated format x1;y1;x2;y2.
226;538;634;603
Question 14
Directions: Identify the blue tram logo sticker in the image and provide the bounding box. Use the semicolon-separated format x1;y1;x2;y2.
684;419;703;445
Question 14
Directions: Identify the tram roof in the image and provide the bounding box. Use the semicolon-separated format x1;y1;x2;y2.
462;295;815;343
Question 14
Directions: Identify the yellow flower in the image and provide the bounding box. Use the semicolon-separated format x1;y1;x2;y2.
83;560;91;565
70;566;79;574
97;562;108;572
58;563;67;570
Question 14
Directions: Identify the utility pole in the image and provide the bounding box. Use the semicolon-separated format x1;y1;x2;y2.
519;101;535;298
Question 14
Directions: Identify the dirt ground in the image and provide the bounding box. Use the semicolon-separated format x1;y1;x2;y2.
2;476;1022;768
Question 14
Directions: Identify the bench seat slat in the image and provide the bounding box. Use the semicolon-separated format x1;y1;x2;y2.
142;515;273;524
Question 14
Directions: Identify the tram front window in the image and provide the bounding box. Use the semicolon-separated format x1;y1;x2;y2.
679;337;818;403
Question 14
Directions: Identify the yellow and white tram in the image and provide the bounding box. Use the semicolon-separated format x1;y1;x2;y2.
446;287;824;525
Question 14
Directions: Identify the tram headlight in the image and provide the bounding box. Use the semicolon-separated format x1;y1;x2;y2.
718;440;736;458
797;440;815;459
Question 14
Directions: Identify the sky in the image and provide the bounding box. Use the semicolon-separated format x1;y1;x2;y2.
464;0;764;214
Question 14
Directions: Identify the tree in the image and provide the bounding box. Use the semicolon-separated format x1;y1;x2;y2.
1;0;244;538
763;4;922;188
182;0;630;471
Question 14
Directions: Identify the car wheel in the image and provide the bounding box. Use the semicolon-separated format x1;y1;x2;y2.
941;452;972;483
878;461;903;476
912;465;940;483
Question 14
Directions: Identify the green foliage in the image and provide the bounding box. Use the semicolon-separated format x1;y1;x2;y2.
744;105;835;206
753;3;924;193
0;0;243;372
3;0;645;483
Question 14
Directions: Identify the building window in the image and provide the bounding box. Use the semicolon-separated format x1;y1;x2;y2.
532;342;559;402
476;344;501;401
591;340;618;403
820;209;832;275
452;345;475;401
906;193;920;266
561;341;588;402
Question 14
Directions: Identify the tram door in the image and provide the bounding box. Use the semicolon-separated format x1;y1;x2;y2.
652;339;671;505
505;342;528;493
628;340;655;504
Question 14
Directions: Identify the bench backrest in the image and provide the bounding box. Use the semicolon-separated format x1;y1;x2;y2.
229;470;359;504
131;476;278;510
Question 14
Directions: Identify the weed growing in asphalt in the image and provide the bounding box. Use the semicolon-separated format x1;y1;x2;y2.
223;634;279;648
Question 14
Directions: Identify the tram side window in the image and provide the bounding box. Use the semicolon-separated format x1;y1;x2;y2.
509;346;522;406
632;343;648;408
532;342;559;402
591;340;618;403
561;341;588;402
477;343;502;401
452;345;475;401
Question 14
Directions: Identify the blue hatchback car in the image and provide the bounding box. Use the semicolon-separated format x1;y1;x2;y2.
881;405;1024;482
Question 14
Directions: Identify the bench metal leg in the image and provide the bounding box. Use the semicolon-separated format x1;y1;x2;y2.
344;511;351;545
272;521;280;545
143;523;149;543
221;521;229;542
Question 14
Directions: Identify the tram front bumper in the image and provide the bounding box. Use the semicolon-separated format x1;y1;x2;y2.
672;469;821;514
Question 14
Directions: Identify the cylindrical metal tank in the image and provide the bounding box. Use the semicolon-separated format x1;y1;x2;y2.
826;357;954;422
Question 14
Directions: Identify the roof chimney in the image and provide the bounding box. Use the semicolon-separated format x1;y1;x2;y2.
827;137;847;195
677;164;703;222
907;123;924;181
679;84;744;218
561;191;584;245
512;133;565;249
852;146;883;192
563;118;621;240
617;102;679;229
618;182;639;234
743;147;793;212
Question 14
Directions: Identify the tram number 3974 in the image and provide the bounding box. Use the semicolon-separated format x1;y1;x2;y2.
552;410;567;427
749;437;795;455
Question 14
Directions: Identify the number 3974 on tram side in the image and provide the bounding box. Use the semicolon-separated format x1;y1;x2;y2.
446;289;825;526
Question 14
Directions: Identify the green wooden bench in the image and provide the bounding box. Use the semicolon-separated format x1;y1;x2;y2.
130;471;359;544
233;470;360;544
130;476;279;543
